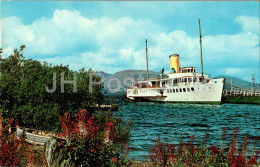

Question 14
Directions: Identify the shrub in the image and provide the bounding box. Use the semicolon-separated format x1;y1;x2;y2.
150;129;259;167
0;46;104;131
0;112;32;166
94;110;132;143
56;109;131;167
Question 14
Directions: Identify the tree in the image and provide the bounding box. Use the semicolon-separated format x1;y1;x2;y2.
0;46;104;131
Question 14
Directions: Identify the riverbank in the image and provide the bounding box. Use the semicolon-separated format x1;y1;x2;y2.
222;96;260;105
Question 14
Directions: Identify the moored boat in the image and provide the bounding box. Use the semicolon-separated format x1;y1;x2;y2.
126;19;224;104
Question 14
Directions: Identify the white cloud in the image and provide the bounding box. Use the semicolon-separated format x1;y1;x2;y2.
222;67;259;82
235;16;259;35
223;67;247;75
1;10;259;82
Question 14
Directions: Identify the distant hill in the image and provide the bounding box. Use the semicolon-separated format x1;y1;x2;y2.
97;71;111;78
103;70;165;96
217;75;260;90
104;70;164;89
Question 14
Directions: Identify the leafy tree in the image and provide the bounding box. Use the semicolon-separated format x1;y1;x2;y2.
0;46;104;131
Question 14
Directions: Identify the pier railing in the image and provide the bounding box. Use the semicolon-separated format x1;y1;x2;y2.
222;82;260;97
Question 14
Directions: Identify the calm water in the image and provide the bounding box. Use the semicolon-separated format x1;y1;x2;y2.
113;98;260;161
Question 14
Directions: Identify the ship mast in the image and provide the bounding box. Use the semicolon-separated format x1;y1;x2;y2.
199;19;204;81
146;39;149;80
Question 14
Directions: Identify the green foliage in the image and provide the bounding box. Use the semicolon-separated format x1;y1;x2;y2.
0;46;104;131
150;130;259;167
94;110;132;143
222;96;260;104
56;110;131;167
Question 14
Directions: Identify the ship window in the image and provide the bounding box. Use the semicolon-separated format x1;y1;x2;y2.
184;78;187;82
173;89;175;93
187;88;190;92
176;89;178;92
199;78;202;82
167;89;169;93
156;81;160;87
180;88;182;92
188;78;192;82
174;79;177;83
193;78;197;82
191;87;195;91
215;81;217;83
188;69;190;72
194;69;196;73
151;81;155;87
191;69;193;73
183;88;186;92
170;89;172;93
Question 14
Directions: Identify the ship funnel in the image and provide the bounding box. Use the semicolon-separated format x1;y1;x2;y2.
169;54;180;73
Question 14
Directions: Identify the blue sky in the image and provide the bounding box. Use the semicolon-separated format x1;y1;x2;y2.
1;1;259;83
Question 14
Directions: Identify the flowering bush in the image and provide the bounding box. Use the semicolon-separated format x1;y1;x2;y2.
150;128;259;167
57;109;131;167
0;113;34;166
94;109;132;143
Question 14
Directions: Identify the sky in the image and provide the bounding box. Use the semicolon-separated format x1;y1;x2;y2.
0;1;259;83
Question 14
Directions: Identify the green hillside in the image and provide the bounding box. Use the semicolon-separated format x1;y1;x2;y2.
104;70;164;89
217;75;259;90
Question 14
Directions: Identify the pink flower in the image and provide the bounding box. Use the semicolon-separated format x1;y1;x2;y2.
184;162;187;165
126;146;130;151
248;157;257;164
81;109;87;114
57;142;61;146
105;122;114;128
112;157;117;164
72;146;76;150
91;149;96;153
210;144;219;154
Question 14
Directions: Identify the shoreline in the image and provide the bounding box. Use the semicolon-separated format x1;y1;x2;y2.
222;96;260;105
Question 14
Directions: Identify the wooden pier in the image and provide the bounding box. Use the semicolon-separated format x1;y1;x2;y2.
222;82;260;97
93;104;119;111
